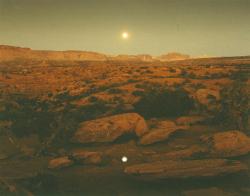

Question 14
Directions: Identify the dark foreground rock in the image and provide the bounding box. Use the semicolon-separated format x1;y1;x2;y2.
182;187;236;196
0;136;19;160
71;113;148;144
124;159;248;180
0;178;34;196
201;130;250;158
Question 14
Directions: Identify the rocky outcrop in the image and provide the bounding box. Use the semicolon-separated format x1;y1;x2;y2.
139;120;189;145
201;130;250;158
71;113;148;144
124;159;248;180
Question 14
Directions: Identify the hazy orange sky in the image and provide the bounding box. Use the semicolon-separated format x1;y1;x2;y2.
0;0;249;56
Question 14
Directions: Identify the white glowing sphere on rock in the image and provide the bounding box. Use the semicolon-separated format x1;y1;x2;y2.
121;156;128;162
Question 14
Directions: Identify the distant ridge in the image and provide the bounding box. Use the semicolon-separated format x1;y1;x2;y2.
0;45;191;62
0;45;108;61
1;45;249;63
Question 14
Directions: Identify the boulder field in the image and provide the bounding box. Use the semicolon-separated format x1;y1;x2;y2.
45;113;250;183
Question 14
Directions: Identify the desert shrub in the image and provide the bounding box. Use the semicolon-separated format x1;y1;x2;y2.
229;70;249;81
127;79;139;83
180;69;188;77
88;96;98;102
134;82;162;91
65;102;109;123
22;173;57;193
77;85;111;99
193;83;206;89
1;96;56;138
143;70;153;74
134;87;194;119
187;72;196;79
169;68;176;73
0;92;111;145
213;78;249;132
207;72;229;79
135;83;144;89
141;66;148;69
55;91;74;101
132;90;145;96
111;96;124;104
47;92;53;97
107;88;124;94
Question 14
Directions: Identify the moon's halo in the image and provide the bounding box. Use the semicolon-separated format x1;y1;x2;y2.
121;32;129;39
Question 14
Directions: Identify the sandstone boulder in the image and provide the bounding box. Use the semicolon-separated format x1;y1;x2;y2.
71;113;148;144
124;159;248;180
139;129;176;145
48;156;73;169
195;88;220;111
201;130;250;158
195;88;220;105
139;120;188;145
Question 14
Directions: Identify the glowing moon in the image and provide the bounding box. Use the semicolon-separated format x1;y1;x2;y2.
121;156;128;162
121;32;129;39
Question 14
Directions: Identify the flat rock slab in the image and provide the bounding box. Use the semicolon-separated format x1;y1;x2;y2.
124;159;248;180
139;120;189;145
0;158;48;180
71;113;148;144
48;156;73;169
70;150;102;165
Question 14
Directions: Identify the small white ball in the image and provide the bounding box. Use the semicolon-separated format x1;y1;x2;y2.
121;156;128;163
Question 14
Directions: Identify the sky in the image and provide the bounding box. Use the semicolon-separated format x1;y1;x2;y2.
0;0;249;57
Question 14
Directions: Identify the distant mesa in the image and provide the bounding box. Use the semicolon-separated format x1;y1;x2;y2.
157;52;190;61
110;54;154;62
0;45;190;62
